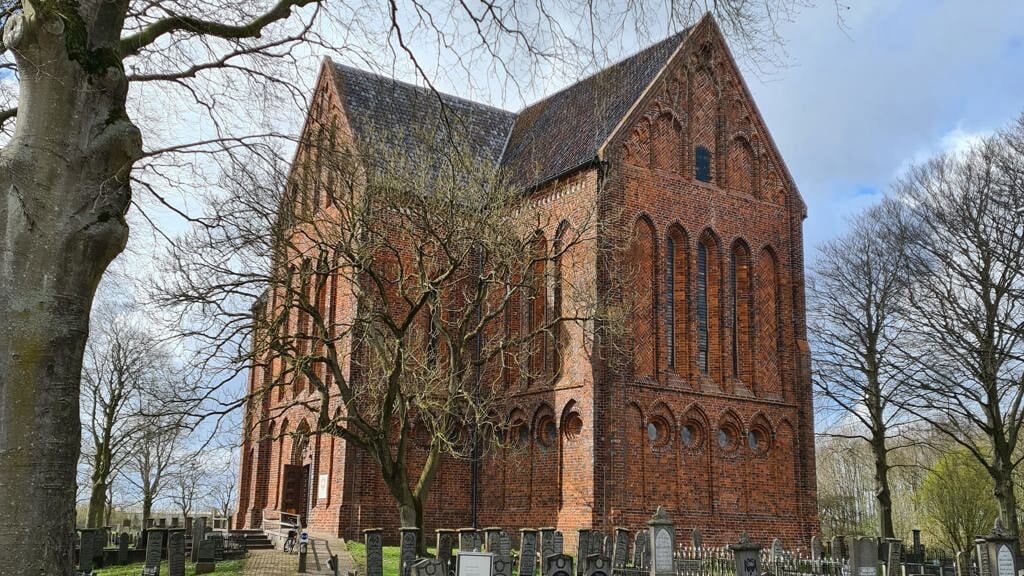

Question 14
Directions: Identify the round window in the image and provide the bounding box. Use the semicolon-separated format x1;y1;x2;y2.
747;430;758;449
538;418;557;447
717;428;736;450
647;422;659;442
681;425;695;447
563;413;583;440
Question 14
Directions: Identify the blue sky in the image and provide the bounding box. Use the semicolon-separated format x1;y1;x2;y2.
739;0;1024;255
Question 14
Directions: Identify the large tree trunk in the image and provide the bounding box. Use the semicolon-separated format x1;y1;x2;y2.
0;6;140;574
87;478;109;529
993;462;1019;548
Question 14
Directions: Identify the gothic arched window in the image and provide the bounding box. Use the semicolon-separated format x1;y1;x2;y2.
695;146;712;183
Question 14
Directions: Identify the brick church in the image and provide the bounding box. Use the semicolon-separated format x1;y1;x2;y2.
235;14;819;547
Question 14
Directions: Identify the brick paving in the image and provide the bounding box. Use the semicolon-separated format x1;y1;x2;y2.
242;537;357;576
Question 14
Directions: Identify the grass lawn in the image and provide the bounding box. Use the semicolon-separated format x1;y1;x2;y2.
94;559;245;575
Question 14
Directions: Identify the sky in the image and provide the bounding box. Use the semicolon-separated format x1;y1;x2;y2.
737;0;1024;255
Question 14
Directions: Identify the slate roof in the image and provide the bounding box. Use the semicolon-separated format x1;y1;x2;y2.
329;29;689;189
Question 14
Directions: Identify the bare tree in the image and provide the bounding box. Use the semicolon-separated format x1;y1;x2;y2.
896;113;1024;543
80;305;168;527
157;119;621;551
170;456;205;524
808;197;916;539
126;417;183;527
0;0;824;567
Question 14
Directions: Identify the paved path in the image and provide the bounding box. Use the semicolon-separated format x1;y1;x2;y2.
242;536;358;576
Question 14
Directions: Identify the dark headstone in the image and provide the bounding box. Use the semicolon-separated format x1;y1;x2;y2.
633;532;648;570
552;532;564;555
400;528;420;576
143;529;164;576
459;528;478;552
886;539;902;576
492;533;512;576
576;530;592;576
691;529;702;550
520;529;539;576
78;529;96;573
849;537;878;576
365;529;384;576
191;517;206;563
118;532;130;565
729;534;762;576
539;528;557;574
545;554;574;576
590;532;604;558
612;528;629;570
810;536;823;561
195;540;217;574
168;532;185;576
485;528;502;553
437;529;456;570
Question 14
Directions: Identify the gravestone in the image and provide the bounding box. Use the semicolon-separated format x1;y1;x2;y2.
168;531;185;576
78;529;96;574
539;528;557;575
849;537;878;576
520;529;539;576
691;529;702;550
976;537;991;576
459;528;478;552
492;533;512;576
191;517;206;563
611;528;629;570
647;506;675;576
633;532;649;570
209;532;225;561
977;520;1019;576
485;528;503;553
912;530;923;556
364;528;385;576
143;529;164;576
585;556;612;576
552;532;564;555
400;527;420;576
729;534;761;576
810;536;823;561
545;554;575;576
415;558;448;576
118;532;130;565
832;536;847;561
590;532;604;558
437;529;456;570
576;530;592;576
886;540;902;576
770;539;784;563
195;540;217;575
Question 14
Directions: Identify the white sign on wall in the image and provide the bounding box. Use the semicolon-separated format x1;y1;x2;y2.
318;474;329;498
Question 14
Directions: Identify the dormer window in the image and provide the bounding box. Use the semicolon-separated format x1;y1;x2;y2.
695;146;712;183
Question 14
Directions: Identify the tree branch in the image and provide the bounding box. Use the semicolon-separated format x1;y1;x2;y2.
119;0;319;57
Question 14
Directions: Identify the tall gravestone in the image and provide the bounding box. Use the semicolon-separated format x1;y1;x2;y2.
78;529;96;574
691;529;702;550
459;528;478;552
364;528;384;576
552;532;564;555
770;539;784;564
849;537;879;576
611;528;629;570
520;529;539;576
647;507;675;576
485;528;502;553
832;536;847;561
591;532;604;558
191;517;206;563
633;532;648;570
886;539;902;576
492;533;512;576
539;528;557;575
437;529;456;570
168;531;185;576
143;529;164;576
400;527;420;576
810;536;823;561
545;554;575;576
118;532;130;565
729;534;761;576
576;530;592;576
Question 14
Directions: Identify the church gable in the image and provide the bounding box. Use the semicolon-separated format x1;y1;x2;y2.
609;16;799;208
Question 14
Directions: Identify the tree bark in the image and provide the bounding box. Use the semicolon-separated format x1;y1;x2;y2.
872;432;895;539
0;5;140;574
994;459;1020;548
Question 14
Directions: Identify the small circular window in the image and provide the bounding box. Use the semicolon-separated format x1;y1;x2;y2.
563;413;583;441
647;422;658;442
717;427;737;451
538;418;557;447
681;424;701;448
748;429;768;453
648;418;670;447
